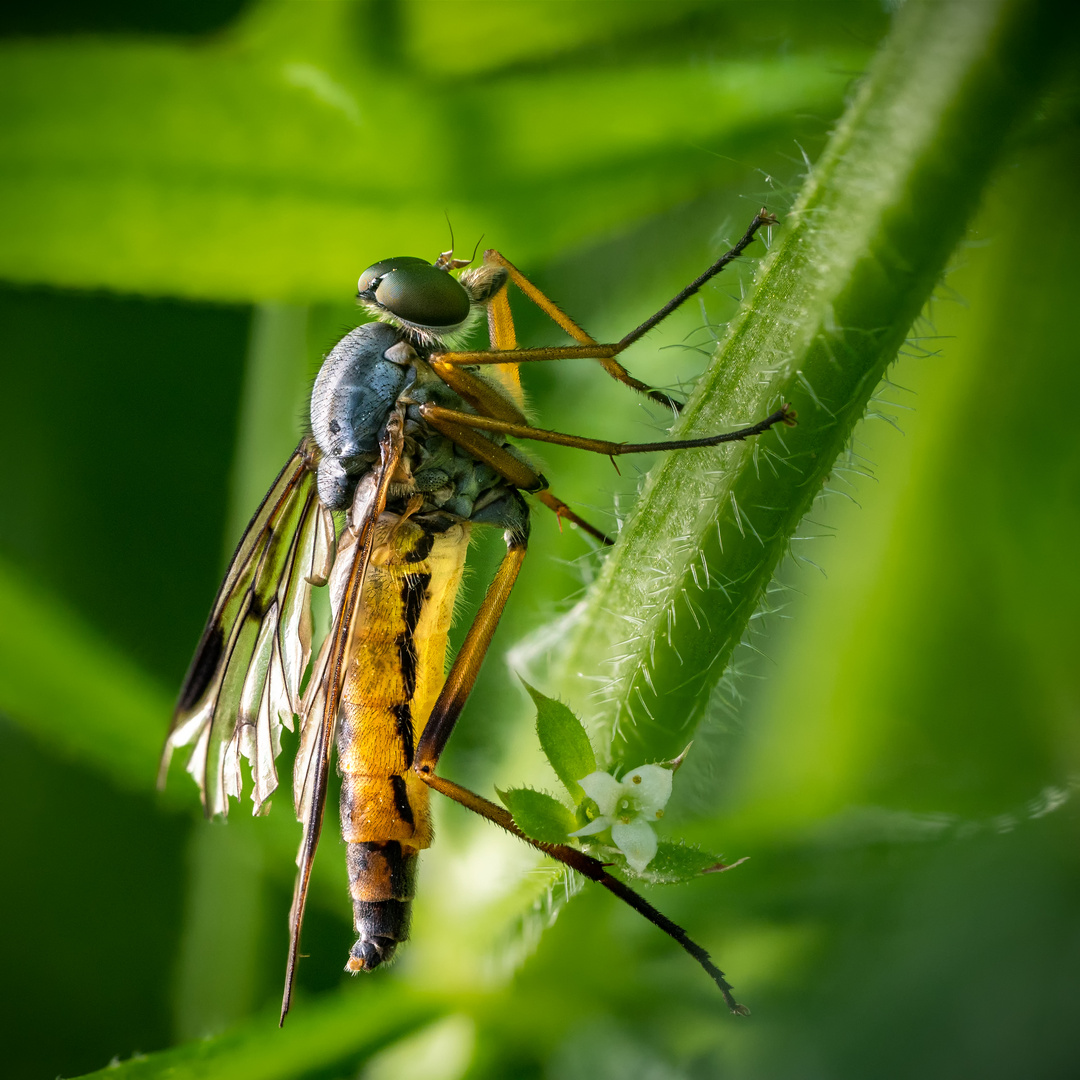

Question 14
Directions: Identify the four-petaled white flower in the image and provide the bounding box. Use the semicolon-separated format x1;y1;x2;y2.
569;764;673;873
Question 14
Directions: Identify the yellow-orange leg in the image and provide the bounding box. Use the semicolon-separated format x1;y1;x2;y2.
411;533;748;1014
430;360;529;426
483;273;524;406
431;209;778;412
482;249;680;411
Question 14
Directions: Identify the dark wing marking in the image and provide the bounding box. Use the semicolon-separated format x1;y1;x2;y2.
280;410;405;1025
160;439;336;816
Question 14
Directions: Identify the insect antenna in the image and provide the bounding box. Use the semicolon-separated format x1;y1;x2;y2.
436;211;482;271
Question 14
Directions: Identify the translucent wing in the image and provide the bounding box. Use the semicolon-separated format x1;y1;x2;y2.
280;410;405;1024
160;439;336;816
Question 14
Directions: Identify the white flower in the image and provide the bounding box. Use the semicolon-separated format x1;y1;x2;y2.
569;764;673;873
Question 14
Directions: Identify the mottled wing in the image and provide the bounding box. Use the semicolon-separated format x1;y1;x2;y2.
161;439;336;816
280;411;405;1024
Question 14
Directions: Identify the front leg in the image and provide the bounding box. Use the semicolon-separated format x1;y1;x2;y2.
432;210;778;412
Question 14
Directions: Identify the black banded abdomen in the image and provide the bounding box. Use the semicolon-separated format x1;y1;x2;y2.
344;840;419;971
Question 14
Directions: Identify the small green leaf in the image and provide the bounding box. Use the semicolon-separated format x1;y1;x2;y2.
522;680;597;803
498;787;577;845
641;842;746;885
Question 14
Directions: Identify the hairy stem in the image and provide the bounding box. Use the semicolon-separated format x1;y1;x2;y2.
556;0;1076;767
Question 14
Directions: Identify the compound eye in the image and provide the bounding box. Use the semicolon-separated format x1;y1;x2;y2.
374;263;471;329
357;256;428;297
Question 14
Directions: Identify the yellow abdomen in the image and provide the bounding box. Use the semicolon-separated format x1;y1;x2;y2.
336;513;471;971
337;513;470;851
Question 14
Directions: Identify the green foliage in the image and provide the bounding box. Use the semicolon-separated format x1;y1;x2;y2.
497;786;577;845
2;1;1079;1078
75;984;438;1080
524;679;596;802
0;0;865;303
516;682;715;880
644;841;738;885
0;558;170;792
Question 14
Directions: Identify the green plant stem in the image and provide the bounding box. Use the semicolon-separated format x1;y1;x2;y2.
556;0;1077;768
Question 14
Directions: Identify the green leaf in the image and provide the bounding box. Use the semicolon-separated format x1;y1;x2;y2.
0;2;869;302
523;680;597;803
498;787;577;845
72;983;439;1080
642;842;744;885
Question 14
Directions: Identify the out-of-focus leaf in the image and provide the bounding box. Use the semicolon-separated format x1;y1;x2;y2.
402;0;714;75
71;983;439;1080
0;0;869;301
0;555;170;792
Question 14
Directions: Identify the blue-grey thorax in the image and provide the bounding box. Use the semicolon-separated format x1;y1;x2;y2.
309;320;530;538
310;322;410;509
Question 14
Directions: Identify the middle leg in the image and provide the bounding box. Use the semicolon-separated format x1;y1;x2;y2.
419;402;796;458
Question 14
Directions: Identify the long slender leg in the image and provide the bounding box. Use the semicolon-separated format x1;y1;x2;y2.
533;490;611;544
430;360;529;425
434;343;622;365
431;210;777;405
412;534;748;1014
487;276;518;351
422;398;794;545
422;772;748;1014
483;249;681;411
419;402;796;457
616;209;776;351
480;277;525;407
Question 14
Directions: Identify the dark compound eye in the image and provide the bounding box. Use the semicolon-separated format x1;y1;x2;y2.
357;256;426;296
357;257;471;329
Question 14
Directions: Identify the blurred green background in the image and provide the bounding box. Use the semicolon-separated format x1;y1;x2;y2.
1;1;1078;1078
